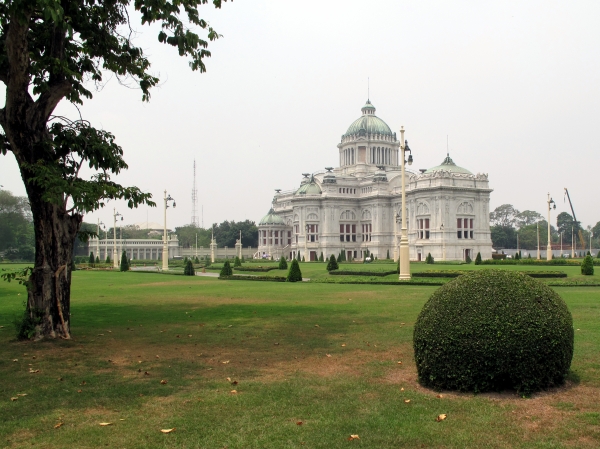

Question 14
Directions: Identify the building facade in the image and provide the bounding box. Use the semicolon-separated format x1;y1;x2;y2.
257;100;493;262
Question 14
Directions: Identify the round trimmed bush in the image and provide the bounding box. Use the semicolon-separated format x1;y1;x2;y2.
581;255;594;275
413;270;574;394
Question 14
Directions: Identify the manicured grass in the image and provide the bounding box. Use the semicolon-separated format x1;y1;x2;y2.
0;266;599;448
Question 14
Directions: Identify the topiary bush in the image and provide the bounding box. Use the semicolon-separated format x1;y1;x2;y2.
220;260;233;277
581;255;594;275
413;270;574;394
474;252;482;265
426;253;434;264
465;254;472;264
120;251;129;271
319;252;324;262
89;252;95;264
234;256;242;267
326;254;339;271
278;256;288;270
286;259;302;282
184;259;195;276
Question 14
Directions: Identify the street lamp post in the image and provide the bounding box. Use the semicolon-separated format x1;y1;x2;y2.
96;218;104;264
536;222;540;260
440;223;446;261
394;210;401;262
112;208;122;268
546;193;556;261
560;231;563;256
162;190;176;271
399;127;413;280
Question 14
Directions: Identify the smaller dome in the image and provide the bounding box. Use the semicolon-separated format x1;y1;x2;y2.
425;154;473;175
296;175;322;195
259;208;285;226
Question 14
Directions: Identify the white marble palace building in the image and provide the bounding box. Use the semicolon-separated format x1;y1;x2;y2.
257;100;493;262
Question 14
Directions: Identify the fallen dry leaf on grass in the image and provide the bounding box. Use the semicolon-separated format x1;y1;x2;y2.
436;394;443;398
226;377;231;382
99;422;112;426
160;380;168;385
341;344;346;347
12;359;18;362
326;354;332;358
16;393;27;397
231;381;238;385
77;390;82;393
314;324;320;328
29;368;40;374
222;361;230;364
397;361;402;364
436;414;447;422
400;388;404;391
348;435;360;441
230;390;238;394
160;428;175;433
10;397;18;401
296;421;303;425
404;399;411;403
54;423;63;429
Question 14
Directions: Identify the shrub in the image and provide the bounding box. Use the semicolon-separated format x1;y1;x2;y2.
297;252;301;261
234;256;242;267
426;253;434;264
194;256;200;264
329;270;397;277
581;255;594;275
235;266;278;272
219;275;286;282
89;252;95;264
474;252;482;265
278;256;288;270
184;259;195;276
95;256;100;264
597;251;600;259
241;255;245;262
301;256;305;262
105;255;111;264
286;259;302;282
413;270;574;394
336;253;341;263
386;249;390;260
220;260;233;277
319;252;324;262
119;251;129;271
465;254;472;264
326;254;339;271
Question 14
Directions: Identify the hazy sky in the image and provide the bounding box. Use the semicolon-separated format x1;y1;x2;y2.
1;0;599;230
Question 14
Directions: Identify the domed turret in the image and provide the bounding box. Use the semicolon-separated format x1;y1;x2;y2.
259;208;285;226
343;100;394;139
295;175;322;195
425;154;473;175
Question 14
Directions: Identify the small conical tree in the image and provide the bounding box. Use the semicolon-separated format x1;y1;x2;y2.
597;250;600;259
286;259;302;282
234;256;242;267
426;253;434;264
528;253;532;259
581;255;594;275
278;256;288;270
397;258;400;274
326;254;339;271
105;255;111;264
205;256;211;267
465;254;472;264
194;256;200;264
386;249;390;260
297;251;301;261
89;251;95;264
120;250;129;271
302;255;305;262
184;256;188;264
475;252;482;265
319;252;324;262
95;255;100;264
184;259;195;276
220;260;233;277
241;255;245;262
587;251;591;257
336;253;341;263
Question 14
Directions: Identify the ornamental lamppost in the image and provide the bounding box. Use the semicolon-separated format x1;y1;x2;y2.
112;208;122;268
536;222;540;260
96;218;104;263
162;190;176;271
399;127;413;280
394;209;401;262
440;223;446;261
546;193;556;260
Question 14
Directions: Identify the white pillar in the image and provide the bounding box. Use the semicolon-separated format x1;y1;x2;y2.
399;127;411;280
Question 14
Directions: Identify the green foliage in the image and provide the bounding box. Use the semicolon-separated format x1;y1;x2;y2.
219;260;233;277
234;256;242;267
413;270;574;394
13;304;44;340
0;189;35;261
413;270;567;279
465;254;472;264
581;255;595;275
234;266;278;272
474;252;482;265
194;256;200;264
278;256;288;270
326;254;339;271
336;253;341;263
286;259;302;282
241;255;245;263
106;255;111;264
120;251;129;271
302;256;305;262
184;260;195;276
219;275;286;282
386;249;390;260
95;256;100;264
89;252;95;264
426;253;434;264
319;252;324;262
329;270;397;277
297;252;301;262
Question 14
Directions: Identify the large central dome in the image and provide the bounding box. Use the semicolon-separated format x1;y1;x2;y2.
343;100;394;138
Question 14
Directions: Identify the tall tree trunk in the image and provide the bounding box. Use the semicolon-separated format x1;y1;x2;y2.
26;184;82;339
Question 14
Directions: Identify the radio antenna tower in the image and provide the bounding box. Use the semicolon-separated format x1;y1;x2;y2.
191;159;199;227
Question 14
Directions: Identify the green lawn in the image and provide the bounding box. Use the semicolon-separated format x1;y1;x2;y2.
0;265;599;448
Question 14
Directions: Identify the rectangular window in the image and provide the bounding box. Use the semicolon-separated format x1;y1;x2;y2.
275;238;278;245
274;231;278;237
340;223;357;243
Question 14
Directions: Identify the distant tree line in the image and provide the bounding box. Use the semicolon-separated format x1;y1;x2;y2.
0;189;34;260
490;203;599;250
175;220;258;248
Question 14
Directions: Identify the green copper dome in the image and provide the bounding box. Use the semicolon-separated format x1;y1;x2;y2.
343;100;394;138
259;208;285;226
424;154;473;175
295;175;322;195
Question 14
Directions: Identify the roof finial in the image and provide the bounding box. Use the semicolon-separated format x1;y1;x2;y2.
368;77;370;101
446;135;449;157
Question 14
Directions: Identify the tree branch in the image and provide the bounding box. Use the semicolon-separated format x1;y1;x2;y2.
29;80;72;128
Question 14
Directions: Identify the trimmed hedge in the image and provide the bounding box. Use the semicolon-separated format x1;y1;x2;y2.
219;260;233;277
219;275;286;282
234;266;278;272
481;258;600;266
329;270;398;277
413;270;574;394
413;270;567;279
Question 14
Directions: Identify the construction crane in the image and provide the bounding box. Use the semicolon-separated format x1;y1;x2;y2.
564;188;586;251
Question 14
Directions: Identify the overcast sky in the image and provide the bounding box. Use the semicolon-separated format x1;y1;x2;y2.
1;0;599;230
